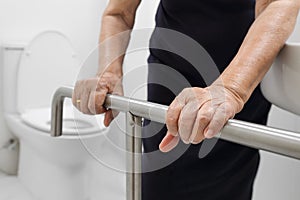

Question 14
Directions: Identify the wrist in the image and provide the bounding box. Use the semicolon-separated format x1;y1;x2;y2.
212;78;246;112
97;60;123;78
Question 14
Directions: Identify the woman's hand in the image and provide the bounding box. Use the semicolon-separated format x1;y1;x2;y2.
72;71;123;127
159;84;245;152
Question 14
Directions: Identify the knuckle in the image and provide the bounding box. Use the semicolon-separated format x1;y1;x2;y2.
214;119;225;127
166;116;177;126
191;99;201;105
88;102;96;114
182;88;189;94
198;114;211;123
193;87;204;95
173;103;183;111
180;113;194;122
191;87;200;93
168;100;183;113
99;92;106;99
224;105;235;117
166;108;175;117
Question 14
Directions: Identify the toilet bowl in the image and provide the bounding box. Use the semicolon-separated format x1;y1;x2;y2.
1;31;108;200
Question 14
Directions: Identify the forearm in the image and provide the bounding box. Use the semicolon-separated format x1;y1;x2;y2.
97;0;140;77
218;0;299;104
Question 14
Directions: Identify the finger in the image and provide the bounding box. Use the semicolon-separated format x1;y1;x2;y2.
112;81;124;96
104;109;119;127
88;90;108;114
178;101;199;144
72;81;81;110
166;98;185;136
204;104;230;139
159;132;180;152
189;103;215;144
72;90;78;109
104;109;114;127
80;89;92;114
87;91;97;114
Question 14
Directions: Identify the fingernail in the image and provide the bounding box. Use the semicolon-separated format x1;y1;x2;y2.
182;138;190;144
159;134;180;153
104;119;111;127
205;130;214;138
189;137;195;144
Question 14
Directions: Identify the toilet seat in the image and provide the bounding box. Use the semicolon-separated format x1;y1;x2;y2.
20;103;106;135
14;31;106;136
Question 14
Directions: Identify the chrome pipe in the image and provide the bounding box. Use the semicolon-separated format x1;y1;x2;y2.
52;86;300;159
104;94;167;124
126;113;142;200
105;94;300;159
50;86;73;137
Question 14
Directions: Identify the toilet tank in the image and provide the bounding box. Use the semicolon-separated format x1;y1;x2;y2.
2;31;80;114
2;43;25;114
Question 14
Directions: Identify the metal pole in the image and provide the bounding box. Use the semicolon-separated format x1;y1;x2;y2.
51;86;300;160
125;113;142;200
133;116;142;200
104;93;300;160
50;86;73;137
104;94;167;124
126;113;135;200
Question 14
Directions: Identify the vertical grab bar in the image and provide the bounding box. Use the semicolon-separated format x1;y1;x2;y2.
50;87;73;137
51;86;300;200
126;113;142;200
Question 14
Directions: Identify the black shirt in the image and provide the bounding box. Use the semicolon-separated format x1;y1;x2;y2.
142;0;271;199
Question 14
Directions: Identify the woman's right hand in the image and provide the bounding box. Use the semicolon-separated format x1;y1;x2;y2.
72;71;123;127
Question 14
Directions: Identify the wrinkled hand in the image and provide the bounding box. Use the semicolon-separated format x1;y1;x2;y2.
159;84;244;152
72;71;123;127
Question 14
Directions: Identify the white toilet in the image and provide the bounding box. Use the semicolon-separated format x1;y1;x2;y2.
1;31;109;200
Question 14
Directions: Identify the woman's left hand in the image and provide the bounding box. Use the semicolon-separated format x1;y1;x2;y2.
159;84;245;152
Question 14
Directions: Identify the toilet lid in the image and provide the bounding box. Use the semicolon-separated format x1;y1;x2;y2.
20;102;107;135
17;30;80;114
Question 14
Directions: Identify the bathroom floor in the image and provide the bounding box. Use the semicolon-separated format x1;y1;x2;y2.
0;172;35;200
0;171;6;178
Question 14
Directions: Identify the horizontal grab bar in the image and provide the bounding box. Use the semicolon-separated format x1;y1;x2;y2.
51;86;300;160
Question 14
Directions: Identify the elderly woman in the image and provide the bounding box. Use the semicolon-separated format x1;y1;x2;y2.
73;0;300;199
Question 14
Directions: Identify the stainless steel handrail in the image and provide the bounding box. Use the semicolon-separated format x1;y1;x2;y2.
51;86;300;200
51;86;300;159
51;87;73;137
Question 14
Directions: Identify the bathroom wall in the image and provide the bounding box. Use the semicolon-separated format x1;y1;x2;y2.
0;0;159;187
0;0;108;174
253;14;300;200
0;44;19;175
0;0;159;173
253;106;300;200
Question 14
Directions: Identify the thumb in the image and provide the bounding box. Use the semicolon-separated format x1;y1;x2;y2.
159;132;180;152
